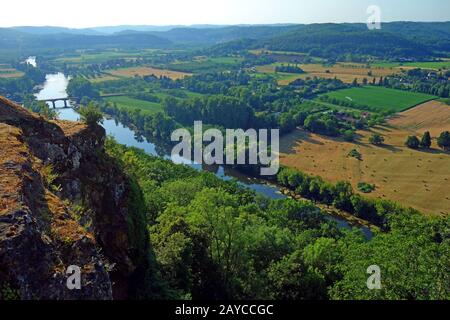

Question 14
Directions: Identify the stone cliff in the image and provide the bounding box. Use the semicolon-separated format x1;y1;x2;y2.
0;96;152;300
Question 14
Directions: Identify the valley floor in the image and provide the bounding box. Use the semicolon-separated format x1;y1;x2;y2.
280;101;450;216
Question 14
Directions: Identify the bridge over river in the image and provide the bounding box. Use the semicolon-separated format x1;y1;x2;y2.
40;97;77;108
38;93;126;109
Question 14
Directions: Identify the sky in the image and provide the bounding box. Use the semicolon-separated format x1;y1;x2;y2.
2;0;449;28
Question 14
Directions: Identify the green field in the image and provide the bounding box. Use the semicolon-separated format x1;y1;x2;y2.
321;86;437;112
104;96;164;115
53;49;169;65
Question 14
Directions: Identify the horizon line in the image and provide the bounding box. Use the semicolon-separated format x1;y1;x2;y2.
3;20;450;30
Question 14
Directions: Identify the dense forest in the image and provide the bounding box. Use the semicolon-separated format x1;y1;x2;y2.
105;139;449;300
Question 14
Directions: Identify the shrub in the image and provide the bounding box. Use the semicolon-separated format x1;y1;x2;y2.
348;149;362;160
369;133;384;146
357;182;376;193
78;103;103;126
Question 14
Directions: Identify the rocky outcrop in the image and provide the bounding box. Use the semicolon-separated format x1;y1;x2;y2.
0;97;150;300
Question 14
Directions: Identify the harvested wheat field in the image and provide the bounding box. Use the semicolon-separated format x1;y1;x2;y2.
107;66;191;80
258;62;402;85
388;100;450;136
298;63;401;84
279;101;450;216
0;67;24;78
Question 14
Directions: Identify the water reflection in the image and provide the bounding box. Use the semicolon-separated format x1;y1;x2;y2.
37;72;373;239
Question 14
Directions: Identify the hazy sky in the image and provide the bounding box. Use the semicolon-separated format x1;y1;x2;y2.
2;0;449;28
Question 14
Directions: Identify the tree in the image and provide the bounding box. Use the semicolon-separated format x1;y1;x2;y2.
405;135;420;149
67;77;98;99
332;181;354;212
437;131;450;151
330;213;449;300
343;130;356;142
78;103;103;127
267;250;327;300
369;133;384;146
420;131;432;149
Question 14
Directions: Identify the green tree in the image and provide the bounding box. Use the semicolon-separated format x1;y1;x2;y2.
437;131;450;151
330;214;450;300
405;135;420;149
267;250;327;300
343;130;356;142
369;133;385;146
78;103;103;127
420;131;432;149
67;77;98;99
332;181;354;212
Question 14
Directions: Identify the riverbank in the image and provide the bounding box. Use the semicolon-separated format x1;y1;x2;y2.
278;186;380;233
36;71;374;238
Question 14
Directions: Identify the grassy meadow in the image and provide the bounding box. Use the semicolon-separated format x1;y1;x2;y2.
321;86;437;112
104;96;164;115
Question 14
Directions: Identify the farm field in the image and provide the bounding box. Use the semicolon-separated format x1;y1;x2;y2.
89;74;121;83
53;49;166;65
277;73;307;85
0;66;23;78
106;66;191;80
89;66;191;82
279;100;450;216
104;96;164;115
321;86;437;112
372;61;450;70
388;100;450;136
300;63;400;83
256;62;400;84
168;56;243;73
255;63;307;85
249;49;322;64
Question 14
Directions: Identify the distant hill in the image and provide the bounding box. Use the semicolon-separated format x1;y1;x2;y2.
0;29;172;52
207;22;450;60
253;23;436;59
11;26;104;35
147;25;300;46
90;25;185;34
10;24;234;36
380;21;450;52
2;22;449;59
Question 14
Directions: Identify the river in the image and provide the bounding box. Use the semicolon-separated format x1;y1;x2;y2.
36;71;373;238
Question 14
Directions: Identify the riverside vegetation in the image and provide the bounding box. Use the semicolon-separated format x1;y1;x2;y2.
1;21;450;300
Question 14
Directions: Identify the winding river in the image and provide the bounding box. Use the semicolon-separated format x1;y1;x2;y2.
36;71;373;239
